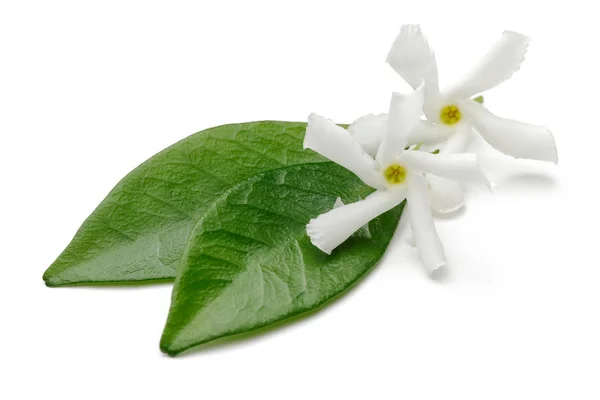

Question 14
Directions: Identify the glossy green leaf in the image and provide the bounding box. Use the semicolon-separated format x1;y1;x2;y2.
160;163;404;356
43;122;327;286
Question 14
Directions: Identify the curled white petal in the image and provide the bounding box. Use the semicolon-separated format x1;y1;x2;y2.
376;87;425;166
347;114;388;158
307;190;406;254
427;175;465;214
443;31;530;100
305;114;386;189
386;24;442;121
407;173;446;273
401;151;491;188
386;25;437;90
462;101;558;163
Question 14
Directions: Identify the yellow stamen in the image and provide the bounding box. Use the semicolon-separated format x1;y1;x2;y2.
383;164;407;185
440;105;461;125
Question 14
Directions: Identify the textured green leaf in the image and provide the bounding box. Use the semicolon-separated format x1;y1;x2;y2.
43;122;327;286
160;162;404;355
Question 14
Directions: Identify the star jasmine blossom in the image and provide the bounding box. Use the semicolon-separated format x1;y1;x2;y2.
387;24;558;162
348;25;558;213
304;86;490;272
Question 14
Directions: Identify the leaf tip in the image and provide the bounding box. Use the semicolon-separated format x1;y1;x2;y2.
42;268;60;287
159;334;181;357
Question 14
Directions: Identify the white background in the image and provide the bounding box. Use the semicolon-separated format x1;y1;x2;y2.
1;1;598;399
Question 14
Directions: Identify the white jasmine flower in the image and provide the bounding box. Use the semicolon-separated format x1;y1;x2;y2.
304;86;490;272
349;114;473;213
387;25;557;162
349;25;558;214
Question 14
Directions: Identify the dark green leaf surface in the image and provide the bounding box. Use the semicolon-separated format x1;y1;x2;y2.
160;163;404;355
43;122;327;286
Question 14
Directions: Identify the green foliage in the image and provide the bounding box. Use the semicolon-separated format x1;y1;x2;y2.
160;163;404;355
44;121;405;355
43;122;326;286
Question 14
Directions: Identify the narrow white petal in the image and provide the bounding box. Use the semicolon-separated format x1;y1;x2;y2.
347;113;388;158
462;101;558;163
386;24;442;121
423;123;476;213
386;25;437;90
426;175;465;214
406;233;416;247
444;31;530;100
401;151;491;188
306;190;406;254
376;87;425;167
440;124;473;154
305;114;386;189
351;115;452;148
333;197;374;239
407;121;453;146
407;174;446;273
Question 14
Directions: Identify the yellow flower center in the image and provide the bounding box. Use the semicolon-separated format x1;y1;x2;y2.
440;105;461;125
384;164;407;185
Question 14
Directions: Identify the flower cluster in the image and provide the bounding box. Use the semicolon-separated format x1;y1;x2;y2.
304;25;558;273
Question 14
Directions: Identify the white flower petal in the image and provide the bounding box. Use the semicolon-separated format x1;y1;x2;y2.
351;115;450;149
423;124;475;213
407;173;446;273
307;190;406;254
443;31;530;100
462;101;558;163
406;233;416;247
386;25;436;90
426;175;465;214
416;143;440;153
376;88;425;167
386;24;442;121
305;114;387;189
440;123;473;154
347;114;388;158
401;151;491;188
408;121;453;146
333;197;374;239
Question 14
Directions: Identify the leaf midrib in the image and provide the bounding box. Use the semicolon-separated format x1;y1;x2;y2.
180;160;332;260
